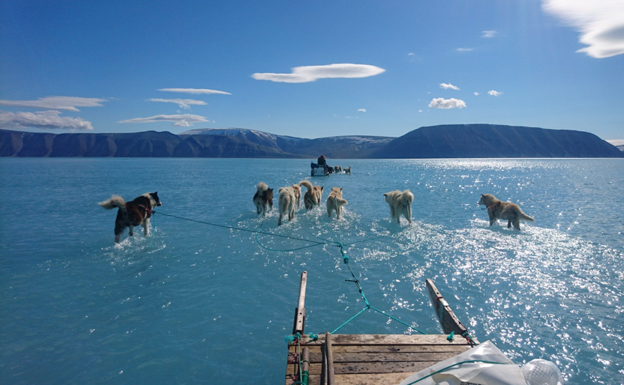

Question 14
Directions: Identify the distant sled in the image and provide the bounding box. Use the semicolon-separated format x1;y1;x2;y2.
310;162;329;176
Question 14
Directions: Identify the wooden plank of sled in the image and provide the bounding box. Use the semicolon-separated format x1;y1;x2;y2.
309;334;472;345
288;360;442;376
289;343;470;357
426;278;468;335
292;271;307;335
304;373;422;385
305;351;465;364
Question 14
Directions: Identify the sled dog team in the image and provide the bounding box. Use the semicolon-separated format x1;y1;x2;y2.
99;189;534;242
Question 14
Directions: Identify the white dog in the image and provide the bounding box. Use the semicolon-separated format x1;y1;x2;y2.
292;184;302;208
277;186;297;225
326;187;348;219
383;190;414;224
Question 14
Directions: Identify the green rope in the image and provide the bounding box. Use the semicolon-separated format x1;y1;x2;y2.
402;359;513;385
154;211;329;246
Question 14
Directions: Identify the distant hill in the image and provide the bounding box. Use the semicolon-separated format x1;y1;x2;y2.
371;124;623;158
1;125;622;158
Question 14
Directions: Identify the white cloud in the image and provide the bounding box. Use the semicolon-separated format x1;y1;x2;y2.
428;98;467;109
408;52;415;56
474;92;480;96
357;108;366;112
148;98;207;109
543;0;624;58
252;63;385;83
488;90;502;96
119;114;209;127
440;83;460;90
482;30;497;38
418;110;423;113
159;88;231;95
0;96;106;111
457;48;474;52
0;110;93;130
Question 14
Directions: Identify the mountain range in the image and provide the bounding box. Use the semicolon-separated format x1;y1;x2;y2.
1;124;622;158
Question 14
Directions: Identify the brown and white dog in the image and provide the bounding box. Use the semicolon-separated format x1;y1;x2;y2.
253;182;273;217
277;186;298;225
327;187;348;219
383;190;414;224
300;180;324;210
478;194;535;230
99;192;162;243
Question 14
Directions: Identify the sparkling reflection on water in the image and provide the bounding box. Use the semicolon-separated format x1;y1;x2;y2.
0;158;622;385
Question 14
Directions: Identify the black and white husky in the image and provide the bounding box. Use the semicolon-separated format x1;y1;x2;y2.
99;192;162;243
253;182;274;217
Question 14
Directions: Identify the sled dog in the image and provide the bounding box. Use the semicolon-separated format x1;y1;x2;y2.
478;194;535;230
327;187;348;219
383;190;414;224
300;180;324;210
99;192;162;243
278;186;297;225
253;182;273;217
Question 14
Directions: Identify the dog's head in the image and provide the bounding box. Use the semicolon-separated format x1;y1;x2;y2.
149;192;163;207
478;193;494;206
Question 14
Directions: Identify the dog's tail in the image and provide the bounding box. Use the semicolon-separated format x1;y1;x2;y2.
519;211;535;222
299;180;313;191
98;195;126;210
257;182;269;192
336;197;348;207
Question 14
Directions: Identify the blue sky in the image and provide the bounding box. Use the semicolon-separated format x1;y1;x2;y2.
1;0;623;140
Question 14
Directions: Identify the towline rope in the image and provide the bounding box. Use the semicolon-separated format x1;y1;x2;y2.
152;210;330;247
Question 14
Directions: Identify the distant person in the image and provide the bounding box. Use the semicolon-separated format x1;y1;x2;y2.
318;155;327;167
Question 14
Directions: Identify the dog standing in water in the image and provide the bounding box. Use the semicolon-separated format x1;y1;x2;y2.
277;185;298;225
383;189;414;224
300;180;324;210
326;187;348;219
99;192;162;243
478;193;535;230
253;182;273;217
292;184;302;208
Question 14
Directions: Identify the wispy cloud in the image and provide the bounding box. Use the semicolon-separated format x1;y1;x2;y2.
488;90;502;96
408;52;415;56
474;92;480;96
119;114;209;127
159;88;231;95
148;98;207;109
357;108;366;112
252;63;385;83
440;83;460;90
482;30;497;38
457;48;474;52
0;110;93;130
428;98;467;109
0;96;106;112
542;0;624;58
